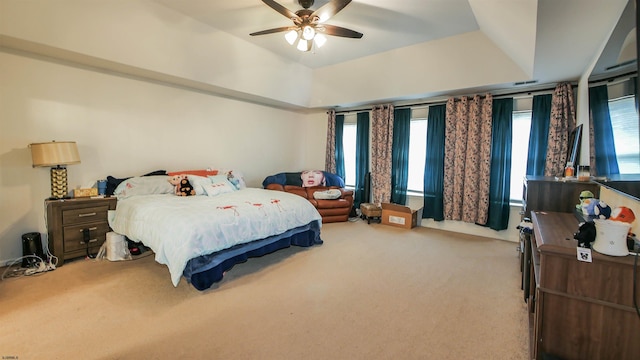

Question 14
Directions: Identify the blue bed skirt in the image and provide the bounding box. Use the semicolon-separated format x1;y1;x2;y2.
183;221;322;290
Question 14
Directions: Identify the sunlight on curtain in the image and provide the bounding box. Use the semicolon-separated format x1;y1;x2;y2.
443;95;492;224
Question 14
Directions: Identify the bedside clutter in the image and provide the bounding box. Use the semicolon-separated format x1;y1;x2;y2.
262;171;354;223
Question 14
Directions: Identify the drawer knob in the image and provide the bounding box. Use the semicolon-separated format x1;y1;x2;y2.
78;212;97;217
79;227;98;232
80;239;98;244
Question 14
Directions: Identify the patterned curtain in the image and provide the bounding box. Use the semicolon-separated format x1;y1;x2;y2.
325;110;337;173
544;83;576;176
443;95;493;225
371;104;394;205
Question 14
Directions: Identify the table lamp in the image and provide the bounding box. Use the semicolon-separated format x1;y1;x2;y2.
30;141;81;199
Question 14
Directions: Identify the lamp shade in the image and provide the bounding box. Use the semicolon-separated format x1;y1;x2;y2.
30;141;81;167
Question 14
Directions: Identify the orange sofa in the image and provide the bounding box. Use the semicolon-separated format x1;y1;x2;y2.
263;172;354;223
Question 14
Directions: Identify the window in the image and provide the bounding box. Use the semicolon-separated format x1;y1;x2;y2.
407;118;427;192
342;121;357;187
608;95;640;174
510;110;532;202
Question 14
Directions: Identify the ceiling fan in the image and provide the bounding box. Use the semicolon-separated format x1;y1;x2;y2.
250;0;363;52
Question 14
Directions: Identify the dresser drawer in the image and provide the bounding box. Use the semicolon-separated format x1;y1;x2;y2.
62;205;110;226
62;222;110;252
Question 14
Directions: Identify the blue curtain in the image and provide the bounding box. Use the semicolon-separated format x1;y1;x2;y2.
589;85;620;175
525;94;552;176
335;114;345;180
391;108;411;204
423;104;446;221
486;98;513;231
354;112;370;208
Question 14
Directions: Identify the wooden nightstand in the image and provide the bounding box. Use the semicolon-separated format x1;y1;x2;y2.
45;197;117;266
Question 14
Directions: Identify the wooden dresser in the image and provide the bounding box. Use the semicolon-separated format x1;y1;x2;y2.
527;211;640;360
46;197;117;265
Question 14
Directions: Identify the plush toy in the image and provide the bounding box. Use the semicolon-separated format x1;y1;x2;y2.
581;198;611;219
169;175;195;196
576;190;594;209
584;199;612;219
573;221;596;248
610;206;636;224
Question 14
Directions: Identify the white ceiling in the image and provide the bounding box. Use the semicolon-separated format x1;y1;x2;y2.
0;0;633;110
156;0;482;69
155;0;636;83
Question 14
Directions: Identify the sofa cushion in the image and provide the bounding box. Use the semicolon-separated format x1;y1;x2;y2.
313;189;342;200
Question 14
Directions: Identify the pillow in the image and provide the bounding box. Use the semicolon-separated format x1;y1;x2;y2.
313;189;342;200
204;175;237;197
222;170;247;190
113;175;174;199
184;175;210;196
105;170;167;196
301;170;326;187
167;169;219;177
285;172;303;186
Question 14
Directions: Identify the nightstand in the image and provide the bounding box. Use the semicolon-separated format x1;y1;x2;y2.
45;197;117;265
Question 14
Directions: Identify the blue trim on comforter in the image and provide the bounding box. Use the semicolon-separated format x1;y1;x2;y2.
183;221;322;290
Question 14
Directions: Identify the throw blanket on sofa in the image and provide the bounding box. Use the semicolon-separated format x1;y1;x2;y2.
262;171;345;188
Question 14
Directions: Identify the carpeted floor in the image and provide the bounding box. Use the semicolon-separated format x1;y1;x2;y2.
0;220;528;359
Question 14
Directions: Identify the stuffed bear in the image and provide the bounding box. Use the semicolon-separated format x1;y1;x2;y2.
169;175;195;196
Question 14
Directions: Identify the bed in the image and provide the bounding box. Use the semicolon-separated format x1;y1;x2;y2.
107;172;323;290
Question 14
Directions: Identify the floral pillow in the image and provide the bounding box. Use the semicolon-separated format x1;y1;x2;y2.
204;175;237;197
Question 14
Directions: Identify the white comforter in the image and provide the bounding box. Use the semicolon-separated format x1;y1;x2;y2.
108;188;322;286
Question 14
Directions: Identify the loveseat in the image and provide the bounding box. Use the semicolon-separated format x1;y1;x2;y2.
262;171;354;223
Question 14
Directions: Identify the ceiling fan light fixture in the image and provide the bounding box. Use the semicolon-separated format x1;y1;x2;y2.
314;33;327;48
285;29;298;45
302;25;315;41
297;39;309;52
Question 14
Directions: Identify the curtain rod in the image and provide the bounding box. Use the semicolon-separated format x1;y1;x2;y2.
334;71;637;115
334;84;566;115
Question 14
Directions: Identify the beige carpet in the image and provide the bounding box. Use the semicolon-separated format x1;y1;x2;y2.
0;221;528;360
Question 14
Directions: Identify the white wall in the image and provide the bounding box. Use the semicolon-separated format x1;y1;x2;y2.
405;196;522;243
0;50;326;265
0;0;314;108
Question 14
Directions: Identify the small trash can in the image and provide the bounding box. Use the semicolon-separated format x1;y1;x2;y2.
22;232;44;268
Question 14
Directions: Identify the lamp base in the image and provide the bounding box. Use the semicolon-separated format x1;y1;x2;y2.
50;166;68;199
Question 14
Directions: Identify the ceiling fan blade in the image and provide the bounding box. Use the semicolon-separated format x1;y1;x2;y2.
321;24;363;39
262;0;299;20
250;26;293;36
311;0;352;23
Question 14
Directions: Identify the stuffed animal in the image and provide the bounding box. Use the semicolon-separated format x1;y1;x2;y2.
610;206;636;223
581;198;611;219
576;190;594;209
169;175;195;196
574;221;596;248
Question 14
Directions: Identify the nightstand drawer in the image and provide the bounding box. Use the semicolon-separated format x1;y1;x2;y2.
62;222;110;252
62;205;110;226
